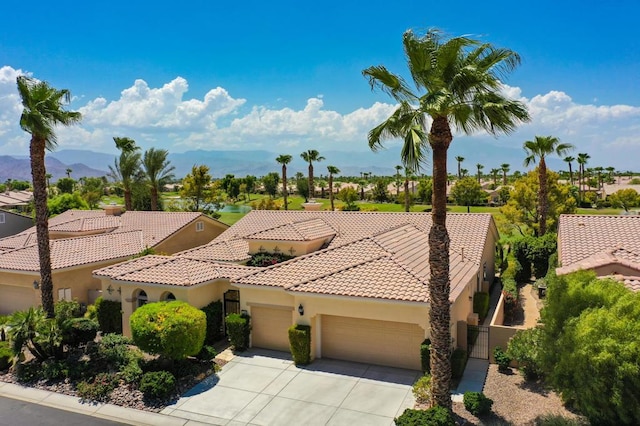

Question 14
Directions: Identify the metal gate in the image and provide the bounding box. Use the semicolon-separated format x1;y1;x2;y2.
467;325;489;359
224;290;240;316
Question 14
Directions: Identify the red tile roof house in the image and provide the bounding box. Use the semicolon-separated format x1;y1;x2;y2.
0;207;229;314
556;214;640;292
95;210;499;370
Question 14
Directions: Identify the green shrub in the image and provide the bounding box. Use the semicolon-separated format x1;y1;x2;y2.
42;359;69;381
98;333;133;368
507;327;544;380
120;359;143;384
0;341;12;370
15;361;40;382
420;339;431;373
394;407;455;426
473;292;490;321
94;297;122;334
246;252;295;267
493;346;511;372
463;391;493;416
226;313;251;352
139;371;176;399
196;345;218;361
201;300;224;344
451;348;467;379
534;414;587;426
131;301;206;360
62;317;98;346
55;300;82;323
76;372;119;401
288;324;311;365
411;374;431;403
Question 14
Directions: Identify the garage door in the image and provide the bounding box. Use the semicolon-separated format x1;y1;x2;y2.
321;315;424;370
0;285;35;315
251;306;292;351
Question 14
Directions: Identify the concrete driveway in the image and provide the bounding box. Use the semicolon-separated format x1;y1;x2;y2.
161;348;419;426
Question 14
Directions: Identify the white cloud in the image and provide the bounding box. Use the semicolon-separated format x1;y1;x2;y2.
0;65;639;170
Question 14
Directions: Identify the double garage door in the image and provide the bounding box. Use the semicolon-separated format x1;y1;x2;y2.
321;315;424;370
0;285;36;315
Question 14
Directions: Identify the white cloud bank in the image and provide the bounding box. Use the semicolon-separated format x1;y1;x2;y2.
1;65;639;169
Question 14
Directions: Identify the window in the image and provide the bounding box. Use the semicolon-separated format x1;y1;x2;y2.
162;292;176;301
137;290;148;308
0;213;5;224
58;288;72;301
195;221;204;232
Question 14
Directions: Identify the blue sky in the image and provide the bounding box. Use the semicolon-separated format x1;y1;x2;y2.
1;0;639;172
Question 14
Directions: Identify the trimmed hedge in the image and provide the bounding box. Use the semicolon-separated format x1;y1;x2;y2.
139;370;176;399
463;391;493;416
288;324;311;365
95;297;123;334
420;339;431;373
226;313;251;352
201;300;224;344
394;407;455;426
131;301;206;360
473;292;490;322
451;348;467;379
62;317;99;346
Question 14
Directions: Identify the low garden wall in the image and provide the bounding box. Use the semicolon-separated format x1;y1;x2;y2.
488;291;519;364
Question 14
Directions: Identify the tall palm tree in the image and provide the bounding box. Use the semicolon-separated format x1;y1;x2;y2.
523;135;574;236
300;150;325;199
110;137;141;211
455;156;465;180
577;152;590;202
605;166;616;183
327;165;340;211
276;155;292;210
142;148;175;211
395;165;403;196
363;29;529;407
594;166;604;194
563;156;575;185
490;168;500;186
404;167;413;212
476;163;484;184
65;168;72;178
500;163;510;186
17;76;82;318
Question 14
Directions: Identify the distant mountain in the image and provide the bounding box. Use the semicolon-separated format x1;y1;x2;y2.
0;155;108;182
1;147;408;182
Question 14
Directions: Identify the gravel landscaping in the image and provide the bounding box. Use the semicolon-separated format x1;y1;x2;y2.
451;364;586;425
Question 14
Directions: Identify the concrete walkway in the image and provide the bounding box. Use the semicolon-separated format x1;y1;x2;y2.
450;358;489;402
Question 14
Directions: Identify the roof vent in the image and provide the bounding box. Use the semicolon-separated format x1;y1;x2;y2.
104;205;123;216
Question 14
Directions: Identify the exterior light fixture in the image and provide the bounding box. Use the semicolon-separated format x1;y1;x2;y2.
288;247;296;256
259;246;266;253
107;284;114;295
32;280;39;290
273;246;281;254
298;304;304;316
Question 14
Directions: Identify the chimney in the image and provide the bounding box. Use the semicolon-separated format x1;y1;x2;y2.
104;204;123;216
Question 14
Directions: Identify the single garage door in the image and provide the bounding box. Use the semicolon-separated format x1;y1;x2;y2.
322;315;424;370
251;306;292;351
0;284;36;315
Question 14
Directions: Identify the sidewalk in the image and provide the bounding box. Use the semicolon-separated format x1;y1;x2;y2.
450;358;489;402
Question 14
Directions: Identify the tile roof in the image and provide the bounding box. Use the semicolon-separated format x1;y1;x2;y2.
177;239;251;262
558;214;640;267
93;255;253;286
244;217;336;241
234;222;482;303
556;247;640;276
206;210;494;268
0;210;217;271
0;231;145;272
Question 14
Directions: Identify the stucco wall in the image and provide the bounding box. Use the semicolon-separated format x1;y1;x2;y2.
155;218;227;254
0;211;32;238
488;292;518;363
247;240;327;257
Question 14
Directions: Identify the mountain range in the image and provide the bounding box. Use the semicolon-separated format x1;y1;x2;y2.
0;148;408;182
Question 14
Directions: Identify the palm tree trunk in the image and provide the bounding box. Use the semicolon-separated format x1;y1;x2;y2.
282;165;288;210
308;164;314;198
30;137;55;318
429;116;452;409
404;178;410;212
124;187;132;211
538;159;548;236
151;186;158;211
568;164;573;186
502;171;507;186
329;175;335;211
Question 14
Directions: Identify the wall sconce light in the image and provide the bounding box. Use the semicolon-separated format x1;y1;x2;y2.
32;280;39;290
298;304;304;316
258;245;266;253
107;284;114;295
273;246;281;254
288;247;296;256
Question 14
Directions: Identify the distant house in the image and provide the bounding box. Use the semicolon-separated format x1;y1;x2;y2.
95;210;498;370
557;214;640;292
0;190;32;211
0;209;33;239
0;207;228;314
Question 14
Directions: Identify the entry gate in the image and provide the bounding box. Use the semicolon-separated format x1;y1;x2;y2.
467;324;489;359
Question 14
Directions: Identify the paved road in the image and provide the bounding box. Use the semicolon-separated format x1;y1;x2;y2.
0;396;126;426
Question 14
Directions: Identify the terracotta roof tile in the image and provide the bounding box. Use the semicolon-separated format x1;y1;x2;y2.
245;218;336;241
177;239;250;262
558;214;640;270
0;231;145;272
94;255;254;286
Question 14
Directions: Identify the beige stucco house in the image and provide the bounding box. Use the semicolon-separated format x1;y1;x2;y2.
557;214;640;291
0;207;228;314
95;210;498;371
